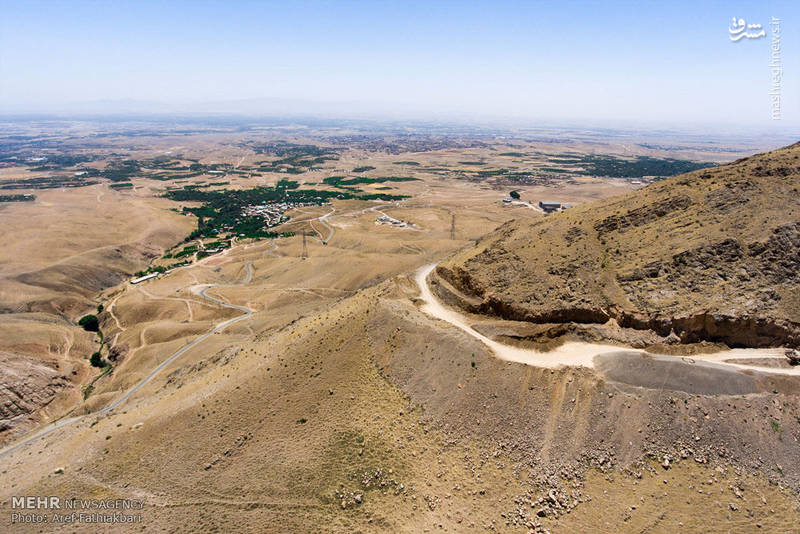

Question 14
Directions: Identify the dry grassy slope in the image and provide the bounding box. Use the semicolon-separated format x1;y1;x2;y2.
0;188;193;319
0;187;194;445
438;142;800;348
5;277;800;533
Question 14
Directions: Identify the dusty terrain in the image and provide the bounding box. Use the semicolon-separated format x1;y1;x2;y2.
3;122;664;443
0;122;798;532
2;266;799;533
436;143;800;351
0;184;192;440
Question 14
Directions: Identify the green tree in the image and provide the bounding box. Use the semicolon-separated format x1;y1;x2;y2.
78;315;99;332
90;352;105;368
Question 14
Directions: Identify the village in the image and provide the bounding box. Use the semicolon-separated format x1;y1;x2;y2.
240;200;316;227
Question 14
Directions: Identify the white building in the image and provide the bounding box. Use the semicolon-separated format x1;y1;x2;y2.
131;272;159;284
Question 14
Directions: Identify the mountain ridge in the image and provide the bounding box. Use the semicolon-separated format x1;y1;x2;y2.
435;142;800;349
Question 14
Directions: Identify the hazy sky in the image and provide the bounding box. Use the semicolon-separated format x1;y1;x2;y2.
1;0;798;127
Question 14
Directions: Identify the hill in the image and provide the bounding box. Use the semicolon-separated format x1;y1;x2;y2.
435;142;800;350
4;271;800;533
3;140;800;533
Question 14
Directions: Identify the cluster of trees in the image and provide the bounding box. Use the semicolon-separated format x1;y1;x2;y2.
78;314;107;368
78;314;99;332
25;154;96;171
0;194;35;202
173;244;198;258
252;143;341;174
576;155;716;178
166;182;408;242
323;176;417;188
0;175;99;190
102;159;141;182
134;265;169;277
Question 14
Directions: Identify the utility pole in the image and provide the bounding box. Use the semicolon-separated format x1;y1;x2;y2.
450;213;456;240
301;230;308;259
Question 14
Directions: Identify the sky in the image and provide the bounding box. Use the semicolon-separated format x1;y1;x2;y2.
1;0;798;128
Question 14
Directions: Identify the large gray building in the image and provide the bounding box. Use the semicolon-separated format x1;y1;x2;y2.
539;201;562;213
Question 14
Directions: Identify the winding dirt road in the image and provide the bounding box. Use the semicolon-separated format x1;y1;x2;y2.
0;263;255;460
415;263;800;375
415;264;618;368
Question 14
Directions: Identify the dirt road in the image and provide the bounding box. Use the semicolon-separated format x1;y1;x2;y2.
0;263;255;460
415;263;800;376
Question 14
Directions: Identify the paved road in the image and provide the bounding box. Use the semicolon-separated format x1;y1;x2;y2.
0;263;255;460
102;262;253;413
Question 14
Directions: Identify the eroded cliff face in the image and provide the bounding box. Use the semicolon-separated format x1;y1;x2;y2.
0;353;72;434
437;143;800;349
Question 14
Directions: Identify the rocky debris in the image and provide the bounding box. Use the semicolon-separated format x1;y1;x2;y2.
423;494;439;511
564;225;586;245
335;488;364;509
375;293;800;498
617;261;663;282
107;343;129;363
664;330;681;345
705;180;755;214
786;349;800;366
594;194;693;235
335;467;407;509
0;353;72;440
501;466;587;530
165;346;241;389
202;432;253;470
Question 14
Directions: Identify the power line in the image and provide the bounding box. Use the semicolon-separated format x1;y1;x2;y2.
301;230;308;259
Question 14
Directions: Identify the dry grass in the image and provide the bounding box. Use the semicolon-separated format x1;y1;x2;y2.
3;132;796;532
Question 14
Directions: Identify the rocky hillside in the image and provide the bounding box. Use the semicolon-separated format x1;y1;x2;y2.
437;142;800;349
5;277;800;533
